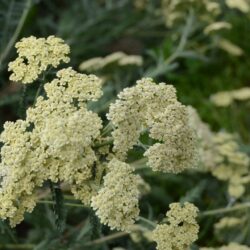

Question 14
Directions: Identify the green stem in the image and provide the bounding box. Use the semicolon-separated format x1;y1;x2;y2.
33;82;44;105
18;85;27;119
200;202;250;217
100;122;113;136
84;225;147;246
138;216;157;227
131;157;148;169
0;0;32;67
38;200;86;208
49;182;66;232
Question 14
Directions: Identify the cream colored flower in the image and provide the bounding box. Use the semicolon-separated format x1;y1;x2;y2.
211;87;250;107
108;78;198;173
211;132;250;198
188;106;215;169
218;39;244;56
8;36;70;84
0;66;103;226
204;22;232;34
79;52;143;72
226;0;250;13
214;217;244;231
210;91;234;107
152;202;199;250
91;159;140;232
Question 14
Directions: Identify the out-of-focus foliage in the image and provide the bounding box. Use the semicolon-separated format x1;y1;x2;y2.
1;0;250;249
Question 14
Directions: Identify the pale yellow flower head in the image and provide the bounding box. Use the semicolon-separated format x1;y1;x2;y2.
108;78;198;173
226;0;250;13
8;36;70;84
211;87;250;107
0;66;103;226
188;106;215;169
152;202;199;250
211;132;250;198
214;216;244;231
91;159;140;232
79;51;143;72
204;22;232;35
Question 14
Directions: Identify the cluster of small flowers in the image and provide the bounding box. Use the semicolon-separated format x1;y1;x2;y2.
152;202;199;250
188;106;215;169
210;87;250;107
1;36;200;234
108;78;198;173
8;36;70;84
188;107;250;198
226;0;250;13
79;51;143;73
161;0;246;57
161;0;221;28
0;65;103;226
91;159;140;231
211;132;250;198
214;216;244;231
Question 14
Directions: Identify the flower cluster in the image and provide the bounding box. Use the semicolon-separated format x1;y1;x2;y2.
0;67;103;226
211;132;250;198
188;106;215;169
214;216;244;231
210;87;250;107
226;0;250;13
91;159;140;232
152;202;199;250
188;107;250;198
1;36;200;233
79;51;143;73
108;78;198;173
8;36;70;84
161;0;221;28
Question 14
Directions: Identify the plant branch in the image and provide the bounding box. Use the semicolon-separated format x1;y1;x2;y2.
200;202;250;217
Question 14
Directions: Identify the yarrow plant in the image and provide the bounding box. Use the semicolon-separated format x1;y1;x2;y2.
4;35;249;249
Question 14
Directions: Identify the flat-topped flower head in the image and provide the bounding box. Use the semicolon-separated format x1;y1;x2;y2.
152;202;199;250
8;36;70;84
